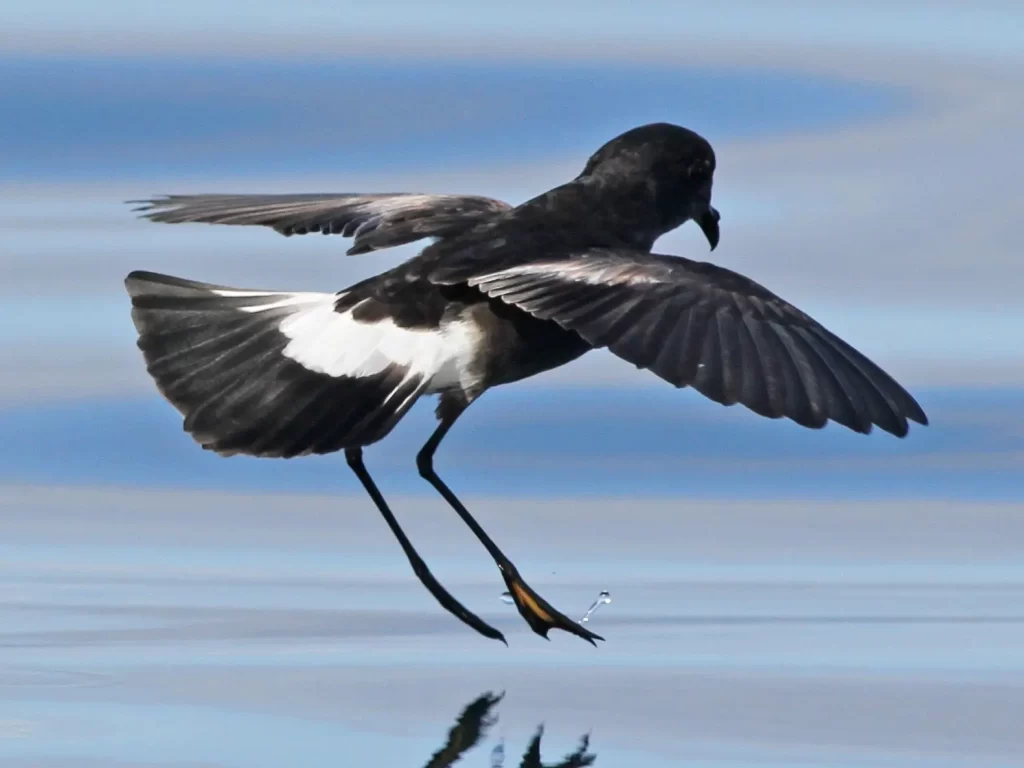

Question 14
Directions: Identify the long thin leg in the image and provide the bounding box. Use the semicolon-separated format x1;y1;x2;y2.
344;447;506;645
415;408;603;645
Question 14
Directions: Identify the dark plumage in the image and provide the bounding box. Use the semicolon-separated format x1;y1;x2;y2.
125;121;927;645
461;250;926;437
131;192;513;254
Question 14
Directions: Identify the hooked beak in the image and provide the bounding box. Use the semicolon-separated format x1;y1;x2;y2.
698;206;720;251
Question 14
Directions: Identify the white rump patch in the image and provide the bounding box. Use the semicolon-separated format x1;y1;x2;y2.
213;288;480;392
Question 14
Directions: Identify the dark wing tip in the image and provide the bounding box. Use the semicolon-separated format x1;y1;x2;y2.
885;396;927;436
126;196;176;212
906;398;929;427
881;420;906;438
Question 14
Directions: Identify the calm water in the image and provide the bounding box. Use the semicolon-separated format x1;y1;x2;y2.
1;489;1023;767
1;387;1022;500
0;56;905;181
1;38;1023;768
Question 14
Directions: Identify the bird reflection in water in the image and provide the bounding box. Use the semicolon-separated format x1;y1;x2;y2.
422;691;596;768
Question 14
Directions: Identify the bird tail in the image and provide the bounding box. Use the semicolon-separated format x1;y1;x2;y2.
124;270;427;458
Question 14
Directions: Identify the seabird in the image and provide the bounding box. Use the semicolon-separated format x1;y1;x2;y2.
124;122;928;645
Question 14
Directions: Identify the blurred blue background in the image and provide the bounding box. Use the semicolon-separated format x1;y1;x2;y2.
1;2;1023;767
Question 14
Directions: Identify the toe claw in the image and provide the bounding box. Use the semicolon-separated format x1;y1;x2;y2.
502;569;605;645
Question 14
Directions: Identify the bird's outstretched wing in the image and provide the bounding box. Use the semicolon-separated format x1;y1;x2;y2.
458;249;928;436
130;193;512;255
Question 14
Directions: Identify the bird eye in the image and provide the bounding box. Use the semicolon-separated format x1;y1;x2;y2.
688;157;714;178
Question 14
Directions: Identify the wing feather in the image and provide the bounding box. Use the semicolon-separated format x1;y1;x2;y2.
124;270;441;456
462;249;927;436
131;193;511;254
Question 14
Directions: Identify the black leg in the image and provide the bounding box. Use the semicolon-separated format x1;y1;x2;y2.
344;447;506;645
415;408;604;645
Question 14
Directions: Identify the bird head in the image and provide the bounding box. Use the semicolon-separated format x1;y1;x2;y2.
579;122;720;251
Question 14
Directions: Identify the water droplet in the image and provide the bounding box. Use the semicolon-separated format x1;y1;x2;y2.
499;591;514;605
580;590;612;623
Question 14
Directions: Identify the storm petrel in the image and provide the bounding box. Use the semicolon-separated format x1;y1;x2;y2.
124;122;928;645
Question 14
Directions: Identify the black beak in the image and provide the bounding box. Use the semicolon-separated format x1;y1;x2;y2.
698;206;720;251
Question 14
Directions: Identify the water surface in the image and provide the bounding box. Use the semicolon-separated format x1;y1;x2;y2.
0;56;906;181
1;26;1022;768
